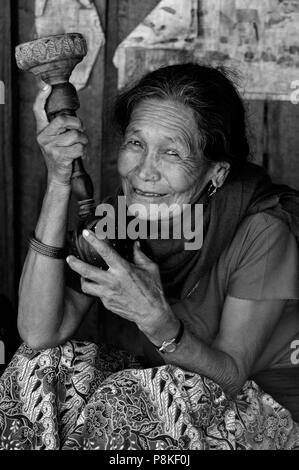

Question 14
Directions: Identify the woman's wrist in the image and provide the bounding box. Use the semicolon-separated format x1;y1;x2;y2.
33;178;71;246
47;177;72;193
139;307;181;347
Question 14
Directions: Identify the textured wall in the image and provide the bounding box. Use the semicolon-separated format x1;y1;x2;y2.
114;0;299;100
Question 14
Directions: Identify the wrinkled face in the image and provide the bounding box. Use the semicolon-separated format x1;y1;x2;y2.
118;99;213;219
280;0;298;14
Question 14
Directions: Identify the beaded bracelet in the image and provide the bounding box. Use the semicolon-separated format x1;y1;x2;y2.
29;232;69;259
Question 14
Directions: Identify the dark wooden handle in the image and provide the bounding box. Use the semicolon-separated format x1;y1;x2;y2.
46;84;95;217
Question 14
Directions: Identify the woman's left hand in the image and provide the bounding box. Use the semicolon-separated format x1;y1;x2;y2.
66;230;180;344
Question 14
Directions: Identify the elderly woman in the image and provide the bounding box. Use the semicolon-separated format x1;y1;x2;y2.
1;64;299;450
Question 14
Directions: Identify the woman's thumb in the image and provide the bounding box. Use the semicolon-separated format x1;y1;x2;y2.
33;82;52;133
133;241;155;268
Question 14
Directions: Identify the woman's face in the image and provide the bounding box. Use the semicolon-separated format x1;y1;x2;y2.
118;99;213;219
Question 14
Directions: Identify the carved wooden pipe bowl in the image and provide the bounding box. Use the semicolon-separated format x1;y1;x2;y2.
15;33;95;218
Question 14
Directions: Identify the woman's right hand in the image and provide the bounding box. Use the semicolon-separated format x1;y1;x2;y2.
34;83;89;186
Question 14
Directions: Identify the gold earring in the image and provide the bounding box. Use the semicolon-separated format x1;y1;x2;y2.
208;182;218;198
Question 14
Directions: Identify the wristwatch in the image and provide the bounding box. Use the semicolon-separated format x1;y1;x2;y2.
155;320;185;354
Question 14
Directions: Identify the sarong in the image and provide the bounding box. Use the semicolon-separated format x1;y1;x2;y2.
0;341;298;450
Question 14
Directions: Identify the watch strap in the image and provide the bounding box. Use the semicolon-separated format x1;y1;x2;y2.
155;319;184;354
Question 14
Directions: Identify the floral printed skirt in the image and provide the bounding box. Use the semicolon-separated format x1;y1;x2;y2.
0;341;298;450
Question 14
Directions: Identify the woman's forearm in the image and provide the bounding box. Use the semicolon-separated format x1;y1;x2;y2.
18;180;72;347
156;327;244;397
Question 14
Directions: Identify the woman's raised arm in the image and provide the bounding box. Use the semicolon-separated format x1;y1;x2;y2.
18;84;94;350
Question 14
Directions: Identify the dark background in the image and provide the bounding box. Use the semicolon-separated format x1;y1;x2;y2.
1;0;299;364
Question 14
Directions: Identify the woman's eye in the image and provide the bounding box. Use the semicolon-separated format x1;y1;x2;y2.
165;150;180;158
128;140;142;147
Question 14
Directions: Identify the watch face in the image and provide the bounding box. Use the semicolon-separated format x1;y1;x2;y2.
163;343;177;354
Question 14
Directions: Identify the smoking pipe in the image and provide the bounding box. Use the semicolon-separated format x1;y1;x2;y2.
15;33;95;219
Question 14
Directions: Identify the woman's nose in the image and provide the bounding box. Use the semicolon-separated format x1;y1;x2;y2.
136;152;161;182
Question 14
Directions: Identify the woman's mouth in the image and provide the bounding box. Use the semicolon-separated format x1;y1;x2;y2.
133;188;168;198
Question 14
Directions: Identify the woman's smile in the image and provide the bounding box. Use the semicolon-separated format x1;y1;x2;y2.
127;184;173;214
131;186;169;199
134;189;167;197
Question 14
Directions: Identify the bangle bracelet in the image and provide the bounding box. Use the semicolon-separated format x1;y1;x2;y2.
29;232;69;259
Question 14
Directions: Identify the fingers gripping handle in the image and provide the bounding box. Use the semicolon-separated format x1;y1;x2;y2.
46;83;95;219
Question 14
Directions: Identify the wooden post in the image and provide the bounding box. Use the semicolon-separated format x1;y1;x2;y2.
0;0;16;306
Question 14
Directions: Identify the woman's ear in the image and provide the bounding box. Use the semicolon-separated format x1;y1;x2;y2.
211;162;231;188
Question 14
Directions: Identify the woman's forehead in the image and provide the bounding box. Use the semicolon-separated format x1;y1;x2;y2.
127;99;198;142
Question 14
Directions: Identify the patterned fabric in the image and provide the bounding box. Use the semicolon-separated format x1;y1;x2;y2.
0;341;299;450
